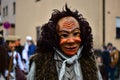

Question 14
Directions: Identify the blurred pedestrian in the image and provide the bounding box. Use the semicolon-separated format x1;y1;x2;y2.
0;34;7;80
27;4;102;80
0;34;4;45
22;36;32;62
4;35;25;80
101;46;111;80
15;36;24;60
22;36;36;74
116;51;120;80
27;37;36;58
109;47;119;80
107;43;119;80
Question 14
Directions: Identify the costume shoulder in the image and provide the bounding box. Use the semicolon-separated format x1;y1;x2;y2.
80;54;98;80
29;53;39;69
29;52;54;69
28;52;58;80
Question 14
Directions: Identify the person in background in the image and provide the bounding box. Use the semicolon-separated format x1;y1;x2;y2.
109;43;119;80
4;35;24;80
107;43;113;52
0;34;7;80
116;51;120;80
22;36;36;74
15;35;29;75
106;43;119;80
0;34;4;45
15;36;24;60
22;36;32;62
101;46;111;80
27;4;102;80
27;37;36;58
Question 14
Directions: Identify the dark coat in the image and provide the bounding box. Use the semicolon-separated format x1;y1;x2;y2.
0;45;8;75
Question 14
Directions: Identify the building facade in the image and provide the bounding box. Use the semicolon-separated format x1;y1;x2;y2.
1;0;16;37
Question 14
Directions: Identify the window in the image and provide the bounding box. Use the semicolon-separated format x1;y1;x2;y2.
13;2;16;15
116;17;120;38
3;7;5;17
3;6;8;17
5;6;8;16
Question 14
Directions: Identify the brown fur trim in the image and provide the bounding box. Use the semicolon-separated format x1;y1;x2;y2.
30;52;58;80
30;52;98;80
80;54;98;80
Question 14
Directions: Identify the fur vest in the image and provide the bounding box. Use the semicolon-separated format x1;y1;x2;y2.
30;52;98;80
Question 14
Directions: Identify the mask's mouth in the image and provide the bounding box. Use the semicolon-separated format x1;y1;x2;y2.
66;46;76;49
64;46;78;51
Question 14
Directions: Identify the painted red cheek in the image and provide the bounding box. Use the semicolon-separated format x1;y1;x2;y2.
74;38;81;44
60;39;66;45
76;37;81;42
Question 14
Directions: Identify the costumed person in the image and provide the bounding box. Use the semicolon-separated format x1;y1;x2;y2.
0;34;7;80
27;37;36;58
22;36;32;62
22;36;35;74
27;4;102;80
4;35;25;80
15;36;28;74
15;36;24;60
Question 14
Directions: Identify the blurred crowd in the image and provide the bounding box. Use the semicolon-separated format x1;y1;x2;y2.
0;34;36;80
95;42;120;80
0;33;120;80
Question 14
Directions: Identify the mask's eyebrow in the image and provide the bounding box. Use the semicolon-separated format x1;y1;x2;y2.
58;30;69;34
59;27;80;33
72;28;80;31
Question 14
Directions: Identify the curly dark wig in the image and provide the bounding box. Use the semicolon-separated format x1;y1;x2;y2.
36;4;93;56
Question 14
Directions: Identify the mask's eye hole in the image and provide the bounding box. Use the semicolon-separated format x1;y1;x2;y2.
73;32;80;37
59;33;68;38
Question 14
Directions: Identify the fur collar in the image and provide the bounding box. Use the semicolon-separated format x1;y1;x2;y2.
30;52;98;80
